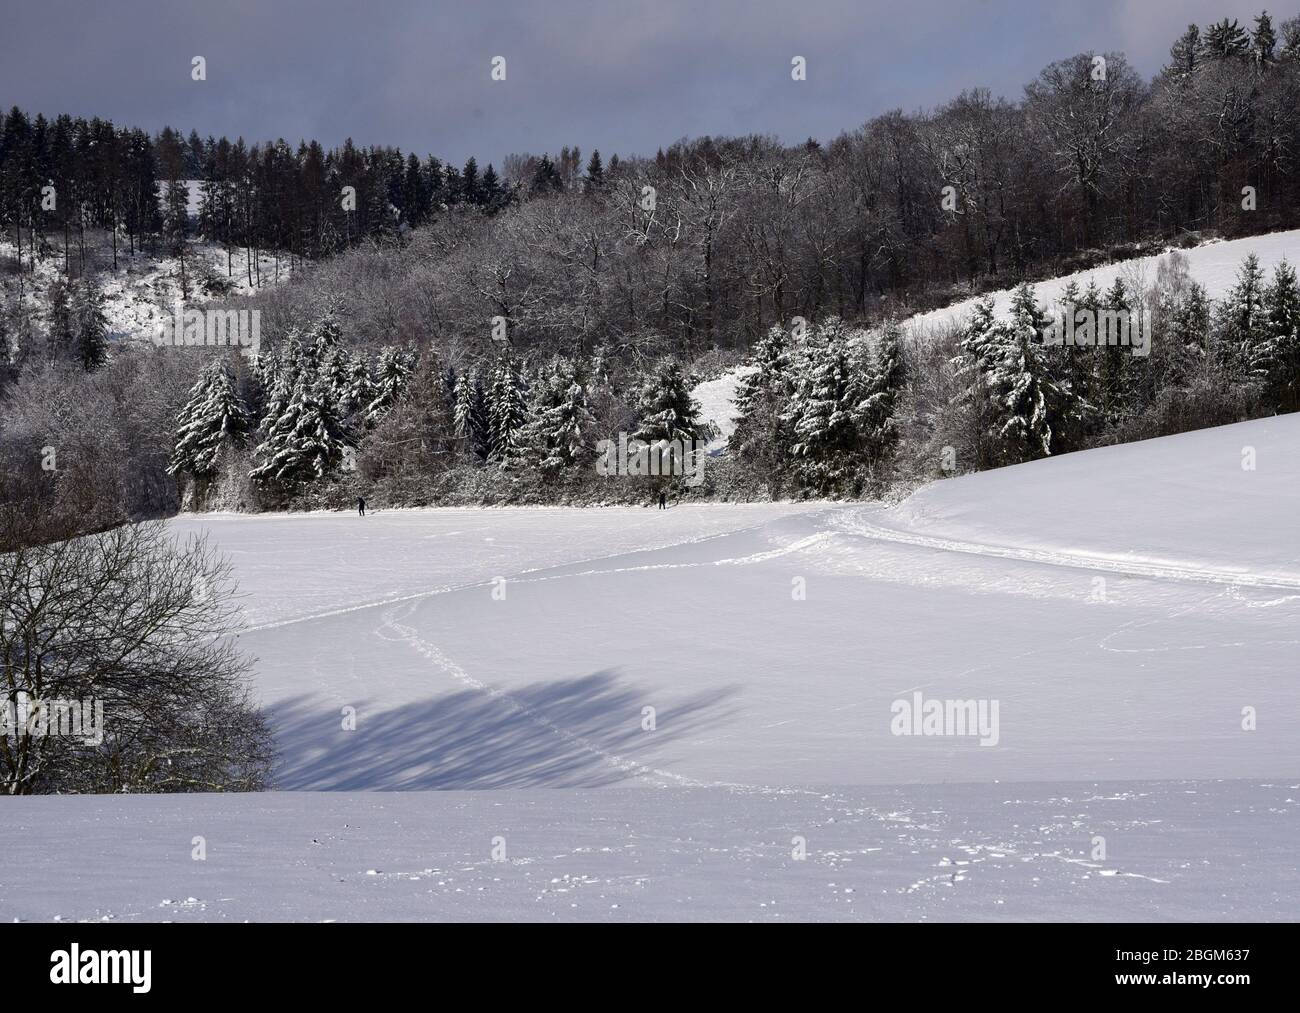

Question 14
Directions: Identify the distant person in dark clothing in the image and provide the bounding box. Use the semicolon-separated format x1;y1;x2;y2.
658;491;667;510
358;497;366;516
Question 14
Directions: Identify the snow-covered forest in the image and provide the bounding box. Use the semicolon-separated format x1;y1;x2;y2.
3;4;1300;936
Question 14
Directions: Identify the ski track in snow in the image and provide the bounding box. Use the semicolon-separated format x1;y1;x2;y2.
833;509;1300;590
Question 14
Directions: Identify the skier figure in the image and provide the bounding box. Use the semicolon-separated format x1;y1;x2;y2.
658;491;667;510
358;496;366;517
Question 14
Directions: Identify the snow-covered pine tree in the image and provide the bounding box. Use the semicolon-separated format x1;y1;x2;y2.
1253;259;1300;410
1097;277;1133;423
731;324;794;473
364;346;415;426
71;279;109;370
519;359;596;473
251;374;352;486
168;357;251;478
453;366;490;460
487;353;530;465
1050;281;1091;401
1172;282;1212;358
300;307;343;377
631;358;710;444
1215;253;1267;379
254;338;304;445
783;320;861;490
950;296;1001;469
320;347;351;405
982;288;1080;464
46;278;75;363
853;323;906;460
338;352;374;421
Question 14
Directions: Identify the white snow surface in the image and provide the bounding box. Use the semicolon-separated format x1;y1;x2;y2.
904;228;1300;337
692;366;755;453
3;416;1299;921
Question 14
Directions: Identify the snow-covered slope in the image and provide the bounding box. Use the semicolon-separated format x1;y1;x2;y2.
0;237;288;345
905;228;1300;337
694;230;1300;452
692;366;755;453
5;411;1298;922
882;415;1300;584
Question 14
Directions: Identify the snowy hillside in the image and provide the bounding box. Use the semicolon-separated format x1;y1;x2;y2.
4;416;1297;921
904;228;1300;336
0;236;288;344
883;416;1300;583
692;365;754;453
695;229;1300;451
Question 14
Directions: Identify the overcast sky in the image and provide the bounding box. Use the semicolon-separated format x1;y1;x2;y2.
0;0;1282;167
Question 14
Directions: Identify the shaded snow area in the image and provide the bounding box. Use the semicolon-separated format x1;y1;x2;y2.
3;417;1298;921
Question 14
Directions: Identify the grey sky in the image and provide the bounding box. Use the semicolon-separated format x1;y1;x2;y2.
0;0;1284;168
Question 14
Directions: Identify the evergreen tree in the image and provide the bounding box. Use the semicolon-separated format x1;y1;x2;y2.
168;357;251;478
529;155;563;196
1097;277;1133;422
487;354;530;464
782;320;864;490
984;313;1078;464
520;360;596;473
480;164;505;213
45;277;75;363
1203;18;1251;60
364;346;415;425
71;278;108;370
1215;253;1268;378
854;323;906;460
461;157;481;206
950;296;1002;469
1254;259;1300;409
338;352;374;420
453;366;490;460
1171;282;1212;359
731;324;794;474
1252;11;1278;67
584;150;605;194
1166;24;1202;80
632;359;711;444
251;375;352;485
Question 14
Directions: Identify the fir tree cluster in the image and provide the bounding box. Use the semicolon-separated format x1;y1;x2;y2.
167;321;716;503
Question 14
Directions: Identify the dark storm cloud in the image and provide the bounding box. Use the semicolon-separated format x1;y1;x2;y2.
0;0;1277;165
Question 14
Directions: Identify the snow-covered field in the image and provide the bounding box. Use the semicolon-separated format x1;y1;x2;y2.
2;415;1297;922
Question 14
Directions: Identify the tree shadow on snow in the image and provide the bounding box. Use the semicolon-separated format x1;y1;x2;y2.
267;670;739;790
